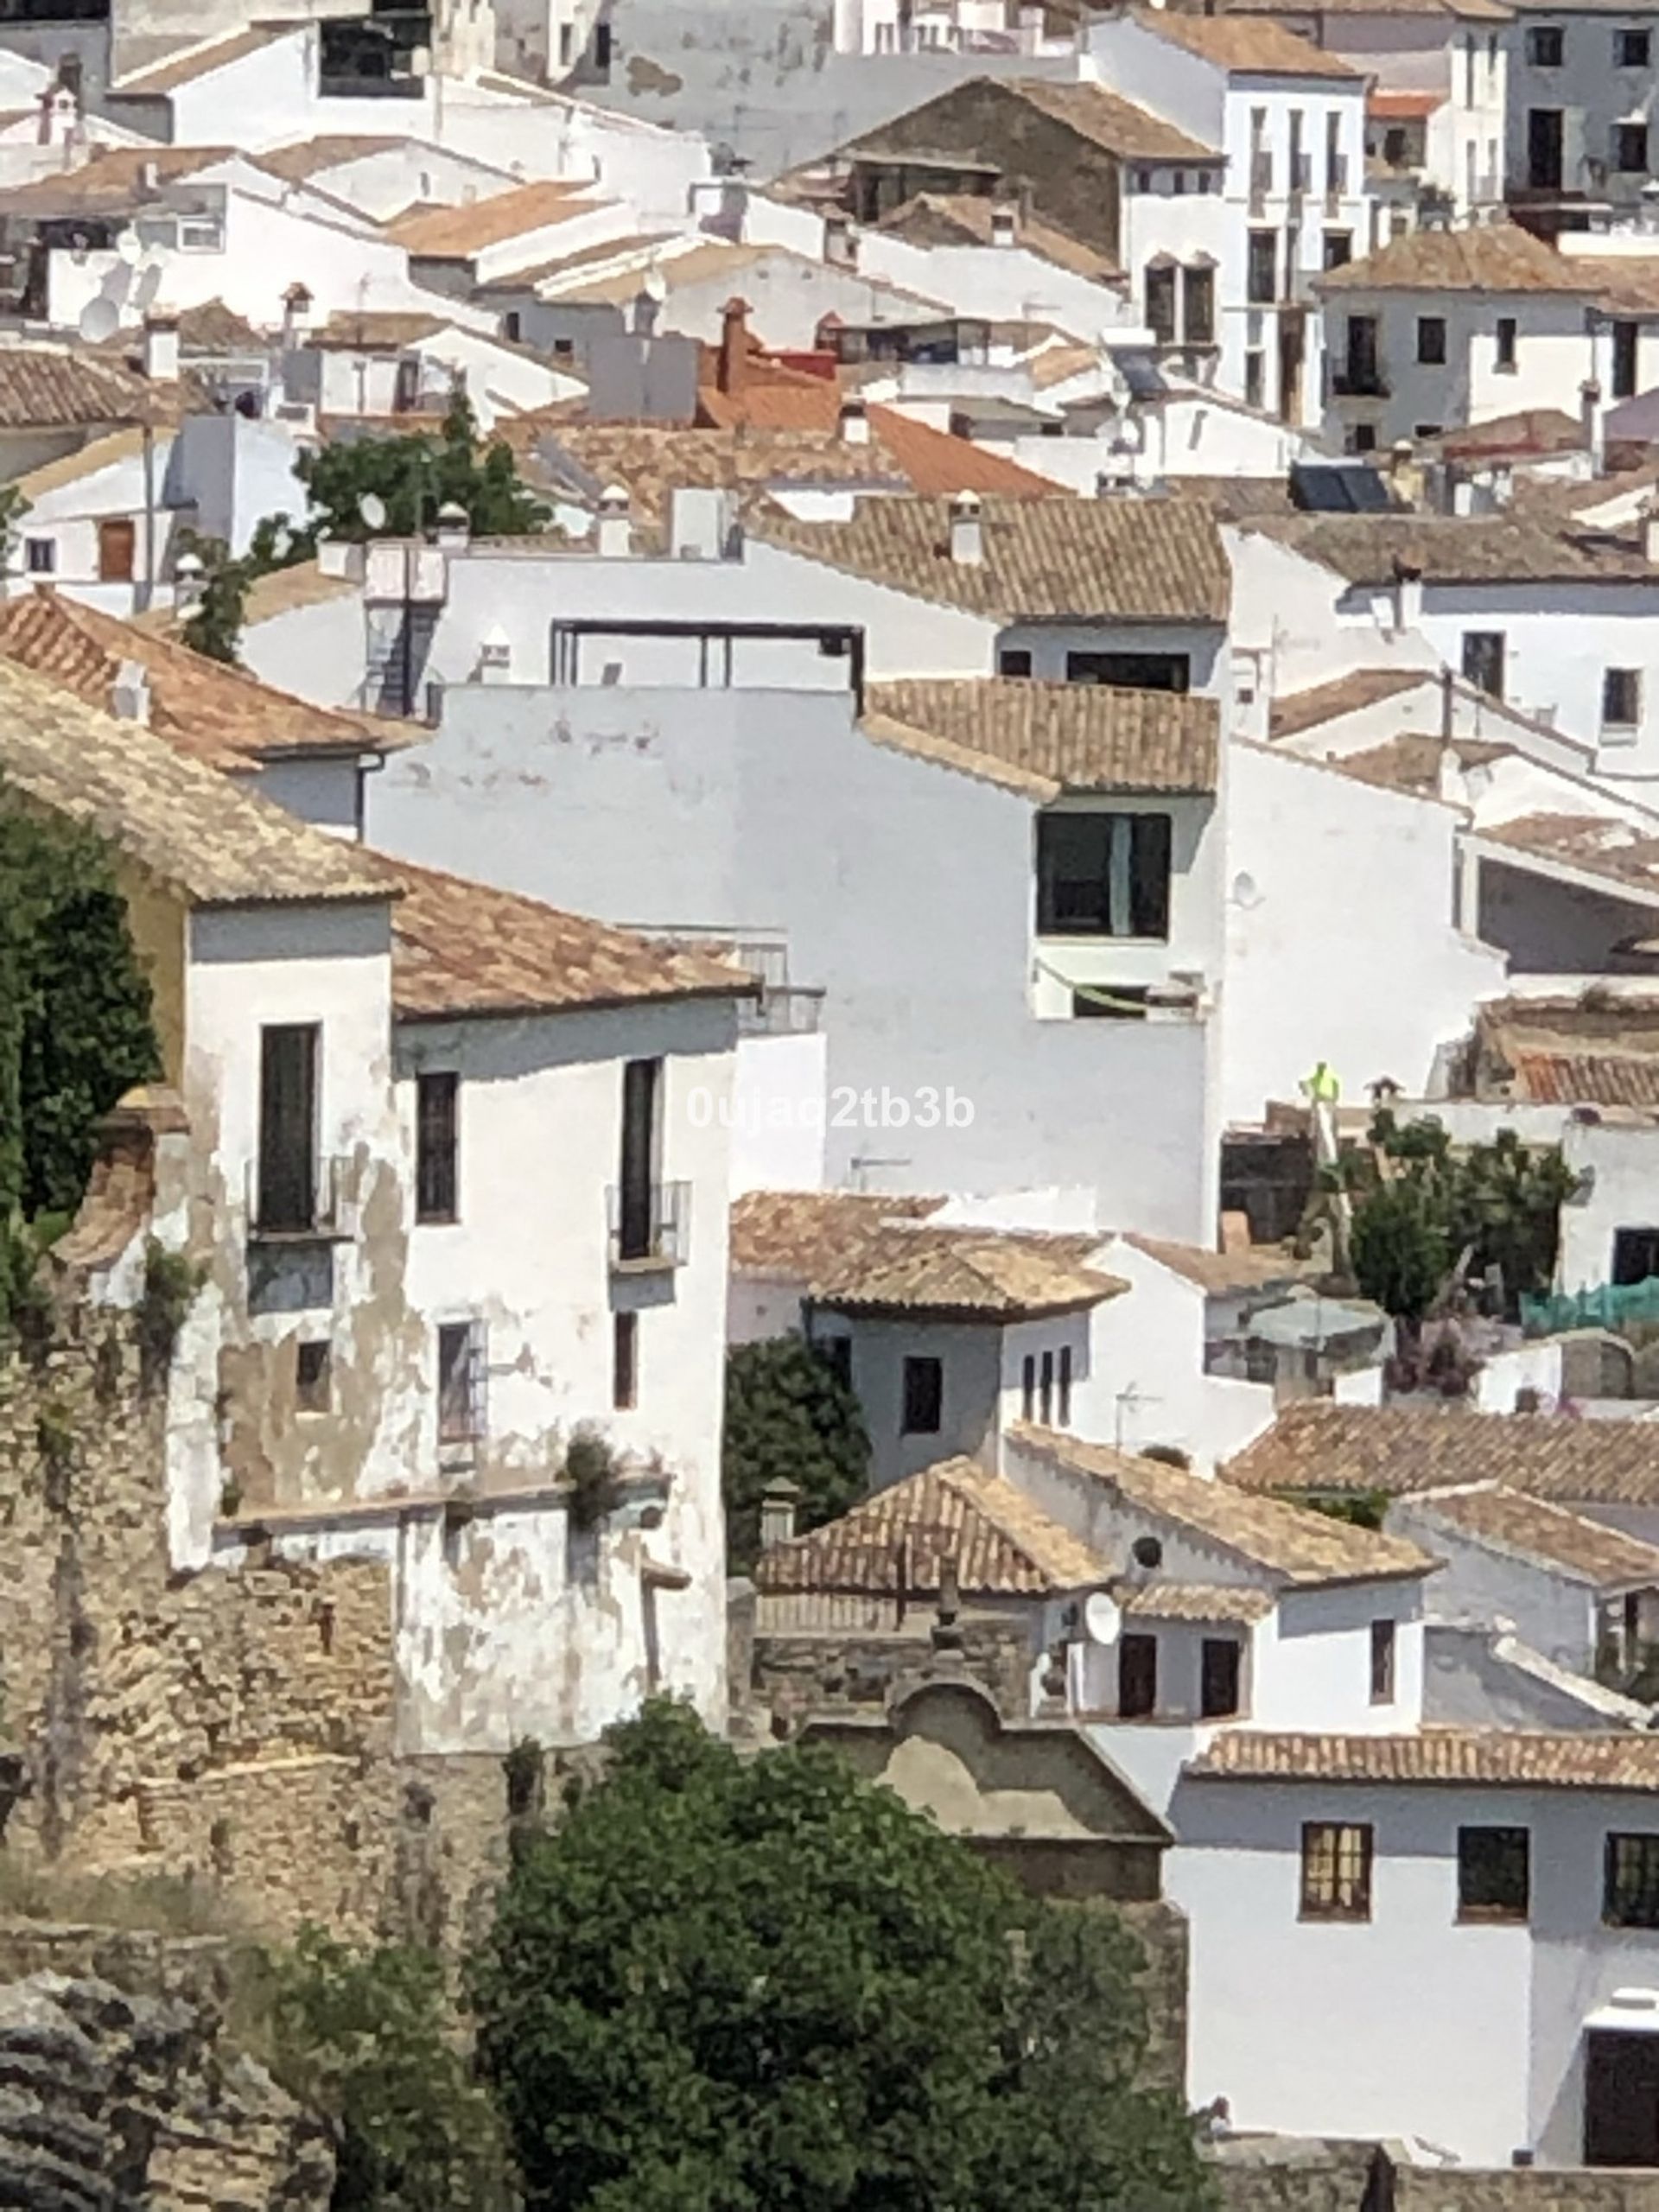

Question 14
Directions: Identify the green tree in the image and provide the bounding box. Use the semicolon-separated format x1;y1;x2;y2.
1348;1176;1449;1323
472;1700;1209;2212
296;391;548;543
721;1335;869;1570
265;1927;516;2212
178;515;313;664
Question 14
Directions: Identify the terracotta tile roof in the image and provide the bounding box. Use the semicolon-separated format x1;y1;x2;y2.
1131;7;1359;73
110;26;290;93
1253;510;1658;586
1570;258;1659;316
1432;407;1583;461
12;425;149;501
1473;813;1659;904
308;311;452;352
1218;0;1508;17
388;182;588;258
846;77;1218;167
757;493;1232;622
391;860;753;1023
0;346;177;430
95;299;269;361
1123;1233;1323;1294
1405;1484;1659;1589
1187;1729;1659;1789
242;562;362;625
0;658;396;910
475;230;677;294
871;192;1121;283
1268;667;1431;740
863;677;1219;798
1368;89;1446;118
1224;1400;1659;1508
0;591;397;771
0;148;233;216
1031;341;1104;390
1117;1580;1278;1620
257;135;438;184
1010;1425;1436;1584
1463;995;1659;1111
730;1190;1123;1319
994;76;1222;161
754;1456;1111;1598
1318;222;1600;294
1327;731;1511;798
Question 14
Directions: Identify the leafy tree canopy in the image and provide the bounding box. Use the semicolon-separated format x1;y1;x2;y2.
722;1334;870;1570
296;390;549;543
471;1699;1209;2212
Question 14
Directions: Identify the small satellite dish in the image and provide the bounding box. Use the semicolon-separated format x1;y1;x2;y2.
1083;1590;1122;1645
113;227;141;266
1230;871;1262;911
358;493;387;531
76;296;119;344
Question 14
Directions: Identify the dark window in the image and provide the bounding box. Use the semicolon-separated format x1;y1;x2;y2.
1616;121;1649;174
1073;986;1148;1020
1343;314;1380;390
1458;1826;1530;1921
618;1058;661;1262
1035;812;1173;939
1613;319;1640;400
437;1320;486;1446
1350;423;1378;454
1301;1821;1373;1920
1058;1344;1072;1426
1039;1349;1054;1425
1605;1832;1659;1927
1605;668;1643;728
296;1338;332;1414
1245;350;1265;410
1021;1353;1035;1420
1414;423;1444;440
1135;168;1152;192
415;1071;459;1224
822;1334;853;1387
1526;23;1563;65
1462;632;1506;700
1416;315;1446;365
1322;230;1352;270
1612;1227;1659;1286
1145;262;1177;345
257;1023;319;1233
593;18;613;68
998;646;1033;677
1496;315;1518;370
1118;1632;1158;1718
1382;124;1409;166
1183;263;1215;345
1200;1637;1243;1718
1370;1618;1396;1703
1065;650;1189;692
23;537;54;574
551;337;575;359
503;309;522;341
902;1355;943;1434
613;1309;638;1409
1247;229;1276;305
1618;26;1650;66
1528;107;1564;189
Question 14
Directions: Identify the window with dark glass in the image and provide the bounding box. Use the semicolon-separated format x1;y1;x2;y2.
1245;350;1265;410
1416;315;1446;365
902;1356;943;1435
1145;262;1177;345
296;1338;332;1414
1065;650;1190;691
1118;1632;1157;1718
437;1320;486;1446
1605;1832;1659;1927
1370;1618;1396;1703
1058;1344;1072;1426
613;1310;638;1410
1200;1637;1243;1718
1301;1822;1373;1919
1526;23;1563;64
257;1023;319;1232
1616;121;1649;173
1604;668;1643;728
1495;316;1518;370
1458;1827;1529;1921
1322;230;1352;270
1617;26;1650;66
1036;812;1173;939
1613;1227;1659;1286
1613;320;1640;400
1021;1354;1035;1421
1343;314;1380;390
998;647;1033;677
1247;229;1277;305
24;537;53;574
1039;1349;1054;1424
617;1058;661;1262
1462;632;1506;700
1183;263;1215;344
415;1071;459;1224
822;1335;853;1387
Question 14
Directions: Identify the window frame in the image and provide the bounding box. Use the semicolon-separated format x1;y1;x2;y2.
1615;120;1649;175
1603;667;1643;732
1616;25;1650;67
1034;810;1173;942
612;1308;639;1410
1145;260;1178;346
415;1069;460;1225
1118;1630;1158;1719
1182;261;1216;346
1416;315;1447;365
1057;1344;1072;1427
1495;316;1518;372
257;1021;321;1235
436;1318;487;1448
296;1338;332;1415
1605;1831;1659;1928
22;536;54;575
998;646;1033;678
1247;228;1277;307
1462;631;1507;701
1457;1825;1530;1923
901;1354;944;1435
1370;1617;1397;1704
1199;1636;1243;1719
1300;1821;1374;1922
1526;22;1564;65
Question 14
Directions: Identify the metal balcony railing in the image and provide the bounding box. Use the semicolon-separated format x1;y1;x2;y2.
1331;365;1390;397
607;1179;691;1270
247;1155;353;1242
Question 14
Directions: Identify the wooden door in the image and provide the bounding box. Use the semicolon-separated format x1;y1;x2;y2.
98;516;136;582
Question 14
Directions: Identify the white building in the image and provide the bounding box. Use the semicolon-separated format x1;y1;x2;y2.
1503;0;1659;209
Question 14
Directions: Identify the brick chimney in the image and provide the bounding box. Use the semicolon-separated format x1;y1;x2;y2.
716;296;750;397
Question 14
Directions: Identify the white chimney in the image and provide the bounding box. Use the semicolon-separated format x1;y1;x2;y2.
1391;556;1423;635
172;550;204;610
949;489;983;565
435;499;470;552
37;85;77;149
838;397;870;446
111;660;150;726
477;625;512;683
142;312;179;383
281;283;314;348
1581;378;1605;475
1490;461;1515;510
138;158;159;193
760;1479;799;1548
824;213;856;269
989;200;1018;248
596;483;632;559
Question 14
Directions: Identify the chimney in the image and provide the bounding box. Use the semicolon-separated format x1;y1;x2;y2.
1490;461;1515;510
142;311;179;383
760;1479;799;1549
1387;436;1415;507
949;488;983;564
1643;497;1659;567
837;397;870;446
111;660;150;726
595;483;632;558
630;281;660;337
477;625;512;683
1095;457;1135;497
1580;378;1605;475
138;157;159;194
1391;554;1423;635
989;200;1018;248
824;212;856;269
36;83;77;148
281;282;314;348
435;499;470;552
716;296;750;397
172;550;204;610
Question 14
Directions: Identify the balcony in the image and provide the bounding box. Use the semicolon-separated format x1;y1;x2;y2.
1331;366;1390;398
607;1180;690;1272
246;1156;354;1243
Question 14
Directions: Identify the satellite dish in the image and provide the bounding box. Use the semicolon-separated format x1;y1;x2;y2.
1230;871;1262;911
76;297;119;343
113;227;141;266
358;493;387;531
1083;1590;1123;1645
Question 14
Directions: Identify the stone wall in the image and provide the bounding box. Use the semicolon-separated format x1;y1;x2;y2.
1214;2145;1659;2212
749;1619;1034;1726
